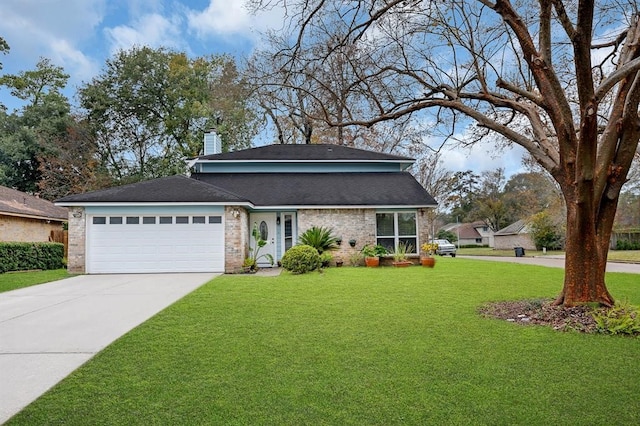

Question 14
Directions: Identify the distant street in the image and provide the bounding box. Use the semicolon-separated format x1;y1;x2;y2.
459;255;640;274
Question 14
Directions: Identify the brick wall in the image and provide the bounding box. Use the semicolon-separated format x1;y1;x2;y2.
225;206;249;272
0;214;65;243
66;207;86;274
298;209;375;264
494;234;536;250
297;208;432;264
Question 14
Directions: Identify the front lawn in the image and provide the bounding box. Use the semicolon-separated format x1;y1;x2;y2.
8;259;640;425
0;269;69;293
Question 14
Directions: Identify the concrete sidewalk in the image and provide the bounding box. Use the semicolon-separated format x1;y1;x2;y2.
459;255;640;274
0;273;217;424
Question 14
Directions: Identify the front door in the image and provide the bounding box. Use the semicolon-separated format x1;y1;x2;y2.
249;213;277;267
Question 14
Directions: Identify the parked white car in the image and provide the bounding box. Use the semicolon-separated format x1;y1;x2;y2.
433;239;457;257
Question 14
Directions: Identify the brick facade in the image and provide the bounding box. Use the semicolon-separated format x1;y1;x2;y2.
225;206;249;272
297;208;432;264
494;234;536;250
66;207;86;274
0;214;65;243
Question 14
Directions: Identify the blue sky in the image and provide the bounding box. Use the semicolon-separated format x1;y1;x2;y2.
0;0;282;109
0;0;526;176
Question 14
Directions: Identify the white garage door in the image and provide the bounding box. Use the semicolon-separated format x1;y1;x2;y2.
87;214;224;273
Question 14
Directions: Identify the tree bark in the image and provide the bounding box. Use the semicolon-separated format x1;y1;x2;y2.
554;191;615;307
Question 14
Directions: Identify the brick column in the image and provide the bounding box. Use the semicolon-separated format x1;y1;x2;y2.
67;207;86;274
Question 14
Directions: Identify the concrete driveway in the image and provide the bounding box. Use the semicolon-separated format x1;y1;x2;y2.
0;273;218;424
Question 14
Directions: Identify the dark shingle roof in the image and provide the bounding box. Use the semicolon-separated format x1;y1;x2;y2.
194;144;413;162
0;185;68;220
192;172;437;207
56;175;247;204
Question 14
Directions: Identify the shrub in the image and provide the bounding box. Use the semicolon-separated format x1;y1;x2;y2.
319;251;333;267
529;211;564;250
437;229;457;243
615;239;640;250
0;242;65;273
298;226;338;254
281;245;321;274
591;301;640;336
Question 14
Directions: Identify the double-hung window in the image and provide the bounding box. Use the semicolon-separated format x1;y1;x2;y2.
376;212;418;253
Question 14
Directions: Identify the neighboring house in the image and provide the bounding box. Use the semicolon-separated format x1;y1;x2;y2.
440;221;494;247
0;185;68;242
56;135;437;274
493;219;536;250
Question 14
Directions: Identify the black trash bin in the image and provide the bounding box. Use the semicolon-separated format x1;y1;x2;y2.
514;247;525;257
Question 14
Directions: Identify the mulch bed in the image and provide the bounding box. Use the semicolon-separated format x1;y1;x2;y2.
478;299;599;333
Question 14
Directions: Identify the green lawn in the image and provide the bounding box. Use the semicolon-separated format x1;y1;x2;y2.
8;259;640;425
0;269;70;293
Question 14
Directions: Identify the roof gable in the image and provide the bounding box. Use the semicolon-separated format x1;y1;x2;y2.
56;175;247;204
0;186;68;220
495;219;530;236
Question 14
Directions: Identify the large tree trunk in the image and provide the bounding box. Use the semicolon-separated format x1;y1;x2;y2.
554;194;615;307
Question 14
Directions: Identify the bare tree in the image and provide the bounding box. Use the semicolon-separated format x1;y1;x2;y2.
245;26;429;153
249;0;640;306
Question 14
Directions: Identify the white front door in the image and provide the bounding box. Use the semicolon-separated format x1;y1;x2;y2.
249;213;277;267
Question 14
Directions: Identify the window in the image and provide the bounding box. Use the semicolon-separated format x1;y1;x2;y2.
176;216;189;224
126;216;139;225
193;216;206;224
109;217;123;225
93;217;106;225
208;216;222;224
376;212;418;253
143;216;156;224
159;216;172;224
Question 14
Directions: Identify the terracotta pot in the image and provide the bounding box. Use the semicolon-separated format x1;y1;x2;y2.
364;256;380;267
421;257;436;268
392;260;412;267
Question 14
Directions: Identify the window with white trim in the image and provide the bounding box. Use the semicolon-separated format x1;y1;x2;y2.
376;212;418;253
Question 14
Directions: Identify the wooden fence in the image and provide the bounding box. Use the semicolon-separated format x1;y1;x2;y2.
49;230;68;258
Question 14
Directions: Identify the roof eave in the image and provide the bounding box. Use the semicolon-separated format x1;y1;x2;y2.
250;204;437;210
0;211;67;222
55;201;255;208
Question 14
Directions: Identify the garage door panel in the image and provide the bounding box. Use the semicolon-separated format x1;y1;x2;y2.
87;214;225;273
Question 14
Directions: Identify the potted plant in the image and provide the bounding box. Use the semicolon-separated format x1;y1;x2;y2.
361;244;387;267
391;242;413;267
420;242;438;267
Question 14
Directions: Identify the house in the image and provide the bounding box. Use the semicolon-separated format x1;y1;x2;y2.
0;185;68;243
493;219;536;250
440;221;494;247
56;135;437;274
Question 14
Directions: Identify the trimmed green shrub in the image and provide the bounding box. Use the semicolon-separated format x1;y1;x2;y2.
298;226;338;254
615;239;640;250
281;245;321;274
0;242;65;273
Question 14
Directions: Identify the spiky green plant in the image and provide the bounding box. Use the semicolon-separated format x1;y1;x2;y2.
298;226;339;254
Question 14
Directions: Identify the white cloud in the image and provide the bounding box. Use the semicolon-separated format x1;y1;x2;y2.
0;0;105;106
104;13;184;55
439;140;528;177
50;39;100;83
187;0;251;36
186;0;286;45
